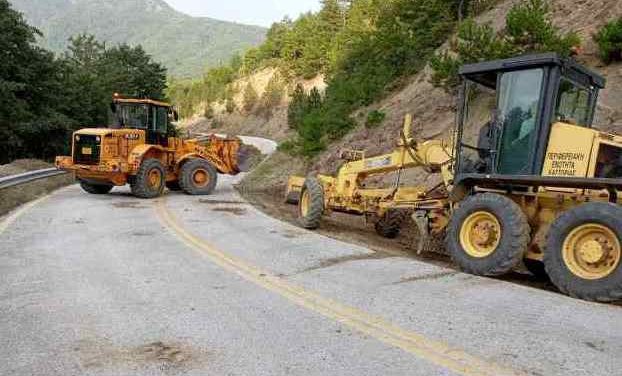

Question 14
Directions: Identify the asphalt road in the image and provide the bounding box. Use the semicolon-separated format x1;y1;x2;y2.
1;137;621;376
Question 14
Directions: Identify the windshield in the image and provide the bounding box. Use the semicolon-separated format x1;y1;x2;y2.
555;79;591;126
458;80;497;174
113;103;149;129
496;68;544;174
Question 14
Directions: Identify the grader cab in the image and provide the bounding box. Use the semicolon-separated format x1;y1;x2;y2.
56;96;248;198
288;53;622;302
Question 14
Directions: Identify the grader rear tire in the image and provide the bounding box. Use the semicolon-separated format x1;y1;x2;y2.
179;158;218;195
544;202;622;302
298;177;324;229
80;181;113;195
130;158;166;199
446;193;530;276
375;210;408;239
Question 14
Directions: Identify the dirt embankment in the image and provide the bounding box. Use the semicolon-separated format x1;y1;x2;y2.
182;69;326;142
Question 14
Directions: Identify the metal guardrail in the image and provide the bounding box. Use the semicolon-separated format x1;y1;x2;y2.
0;168;69;190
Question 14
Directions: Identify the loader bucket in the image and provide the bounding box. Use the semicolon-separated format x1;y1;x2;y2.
236;143;263;172
285;176;306;204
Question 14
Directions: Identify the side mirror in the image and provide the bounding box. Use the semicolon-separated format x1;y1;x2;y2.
110;102;117;113
173;110;179;122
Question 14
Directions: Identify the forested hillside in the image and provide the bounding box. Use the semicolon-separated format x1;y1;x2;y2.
9;0;266;77
174;0;622;163
0;0;167;163
170;0;464;153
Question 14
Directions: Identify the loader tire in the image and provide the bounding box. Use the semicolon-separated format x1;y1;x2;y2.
375;210;408;239
131;158;166;199
166;181;182;191
446;193;530;276
180;158;218;195
298;177;324;229
80;181;113;195
544;202;622;302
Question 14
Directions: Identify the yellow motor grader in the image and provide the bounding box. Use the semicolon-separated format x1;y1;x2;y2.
287;53;622;302
56;96;250;199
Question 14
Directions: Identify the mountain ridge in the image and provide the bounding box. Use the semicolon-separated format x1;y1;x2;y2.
9;0;267;77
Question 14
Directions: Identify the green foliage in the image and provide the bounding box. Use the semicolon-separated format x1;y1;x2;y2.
365;110;386;128
0;0;167;164
259;72;286;114
594;18;622;64
242;83;259;113
225;99;236;114
277;139;299;153
10;0;266;78
431;0;580;90
288;84;308;129
204;105;215;119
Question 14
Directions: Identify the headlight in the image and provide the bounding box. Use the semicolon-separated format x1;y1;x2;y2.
95;136;101;142
75;135;80;141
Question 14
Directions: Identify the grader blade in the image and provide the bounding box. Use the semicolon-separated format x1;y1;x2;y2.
285;176;306;204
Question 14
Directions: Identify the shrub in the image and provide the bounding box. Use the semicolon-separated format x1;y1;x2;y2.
594;18;622;64
204;105;214;119
365;110;386;128
277;139;299;154
505;0;580;54
225;99;236;114
211;119;224;129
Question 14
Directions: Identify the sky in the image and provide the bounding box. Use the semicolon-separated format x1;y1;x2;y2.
165;0;322;27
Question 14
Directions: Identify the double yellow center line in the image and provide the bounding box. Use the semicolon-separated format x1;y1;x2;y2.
155;199;526;376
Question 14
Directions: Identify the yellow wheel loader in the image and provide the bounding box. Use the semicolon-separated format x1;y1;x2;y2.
286;53;622;302
56;96;251;199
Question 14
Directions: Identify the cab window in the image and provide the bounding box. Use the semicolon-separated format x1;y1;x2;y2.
556;79;591;126
156;106;168;133
116;104;149;129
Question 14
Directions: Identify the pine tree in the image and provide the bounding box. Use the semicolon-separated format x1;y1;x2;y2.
287;83;308;129
242;83;259;113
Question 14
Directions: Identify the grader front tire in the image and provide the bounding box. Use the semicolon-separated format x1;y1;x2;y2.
446;193;530;276
130;158;166;199
544;202;622;302
298;178;324;229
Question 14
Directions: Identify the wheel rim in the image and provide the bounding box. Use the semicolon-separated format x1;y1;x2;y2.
192;168;210;188
459;211;501;258
148;169;162;189
562;223;621;280
300;190;310;217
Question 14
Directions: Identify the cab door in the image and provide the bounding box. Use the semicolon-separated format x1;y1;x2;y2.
495;69;545;175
